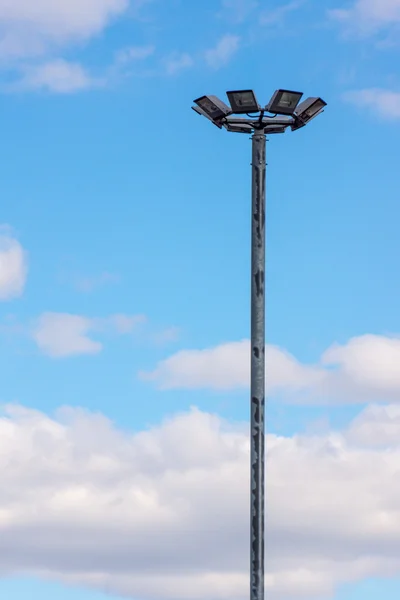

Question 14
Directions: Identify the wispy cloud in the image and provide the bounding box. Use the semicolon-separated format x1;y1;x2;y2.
151;326;180;346
6;59;101;94
218;0;259;23
260;0;304;25
31;312;146;358
115;45;155;65
5;311;175;357
343;88;400;119
204;34;240;69
72;272;120;293
105;313;146;334
0;0;146;60
0;226;28;300
329;0;400;36
0;0;151;93
163;52;193;75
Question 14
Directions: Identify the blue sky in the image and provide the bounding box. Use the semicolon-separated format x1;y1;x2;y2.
1;0;400;599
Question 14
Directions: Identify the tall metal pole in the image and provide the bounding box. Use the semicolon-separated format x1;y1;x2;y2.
250;129;266;600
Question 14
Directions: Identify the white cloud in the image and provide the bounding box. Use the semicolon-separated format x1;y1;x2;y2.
115;44;155;64
219;0;301;26
343;88;400;119
141;334;400;404
329;0;400;35
0;229;28;300
164;52;193;75
0;0;151;93
72;271;120;293
0;0;135;60
2;403;400;598
107;313;146;334
204;34;240;69
11;59;99;93
152;326;180;346
140;340;323;393
32;313;103;358
346;404;400;447
219;0;259;23
31;312;145;357
321;334;400;392
141;340;249;390
260;1;304;25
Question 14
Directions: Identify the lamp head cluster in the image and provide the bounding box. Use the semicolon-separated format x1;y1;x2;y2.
192;89;326;135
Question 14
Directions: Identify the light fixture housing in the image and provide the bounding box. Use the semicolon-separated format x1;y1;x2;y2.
193;90;326;134
192;105;223;128
290;119;306;132
225;122;254;133
295;97;327;123
193;95;232;121
266;89;303;116
291;109;324;131
226;90;260;114
264;125;287;134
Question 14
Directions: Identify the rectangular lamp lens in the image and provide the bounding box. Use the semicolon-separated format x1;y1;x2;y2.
227;90;259;113
304;100;326;118
279;92;300;108
197;98;220;117
232;92;256;108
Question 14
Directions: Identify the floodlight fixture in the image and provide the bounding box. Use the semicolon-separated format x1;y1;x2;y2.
266;89;303;116
191;105;223;128
226;90;260;114
295;97;327;123
290;119;306;132
291;109;324;131
264;125;287;134
193;95;232;121
225;122;254;133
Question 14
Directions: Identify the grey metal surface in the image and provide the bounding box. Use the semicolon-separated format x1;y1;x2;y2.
191;89;326;600
226;116;294;126
250;130;266;600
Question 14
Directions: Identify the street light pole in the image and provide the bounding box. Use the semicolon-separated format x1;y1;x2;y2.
250;129;266;600
192;88;326;600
